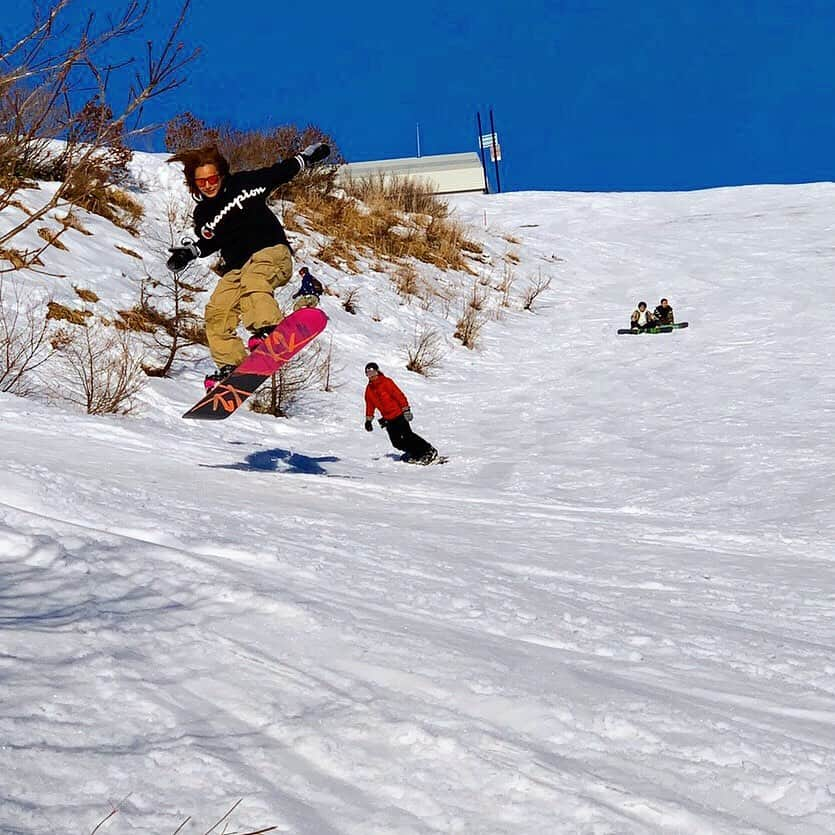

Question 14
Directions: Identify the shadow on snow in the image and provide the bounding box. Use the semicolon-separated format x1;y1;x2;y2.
201;447;340;476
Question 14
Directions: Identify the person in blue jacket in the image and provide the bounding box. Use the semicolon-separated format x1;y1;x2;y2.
292;266;324;311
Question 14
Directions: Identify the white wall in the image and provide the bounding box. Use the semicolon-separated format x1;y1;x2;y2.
336;152;486;195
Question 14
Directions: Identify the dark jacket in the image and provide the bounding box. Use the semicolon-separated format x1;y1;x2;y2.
192;158;302;273
364;373;409;421
653;304;675;325
293;273;324;298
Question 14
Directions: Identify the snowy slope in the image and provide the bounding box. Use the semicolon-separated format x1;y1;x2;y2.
1;160;834;834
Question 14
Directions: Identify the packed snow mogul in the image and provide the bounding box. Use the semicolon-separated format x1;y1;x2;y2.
165;142;330;389
630;301;655;331
653;297;675;325
363;363;438;465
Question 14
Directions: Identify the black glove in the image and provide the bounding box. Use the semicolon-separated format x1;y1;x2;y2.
378;417;388;428
298;142;330;168
364;419;373;432
402;408;413;422
166;241;200;272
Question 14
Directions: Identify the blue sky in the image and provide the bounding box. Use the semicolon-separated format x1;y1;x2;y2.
7;0;835;191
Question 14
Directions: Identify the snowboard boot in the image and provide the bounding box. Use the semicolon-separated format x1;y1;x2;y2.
203;363;236;392
247;324;277;352
417;447;439;465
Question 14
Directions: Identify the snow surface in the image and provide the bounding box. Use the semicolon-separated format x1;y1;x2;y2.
1;155;834;833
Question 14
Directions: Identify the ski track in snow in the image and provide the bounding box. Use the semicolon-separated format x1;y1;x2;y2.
1;170;835;833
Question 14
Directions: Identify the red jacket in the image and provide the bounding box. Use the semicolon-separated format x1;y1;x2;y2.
365;373;409;421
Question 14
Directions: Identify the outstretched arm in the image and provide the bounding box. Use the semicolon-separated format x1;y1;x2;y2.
242;142;331;191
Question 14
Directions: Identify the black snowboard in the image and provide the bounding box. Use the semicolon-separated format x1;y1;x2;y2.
617;321;688;335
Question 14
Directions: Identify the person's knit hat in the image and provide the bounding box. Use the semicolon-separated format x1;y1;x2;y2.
365;362;379;372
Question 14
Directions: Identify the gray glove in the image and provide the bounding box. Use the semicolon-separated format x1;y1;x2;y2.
298;142;330;168
403;408;413;422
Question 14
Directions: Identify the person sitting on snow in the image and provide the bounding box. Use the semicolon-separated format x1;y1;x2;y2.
630;301;656;331
653;298;675;325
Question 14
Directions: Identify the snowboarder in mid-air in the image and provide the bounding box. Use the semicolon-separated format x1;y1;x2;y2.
363;363;439;465
165;141;330;390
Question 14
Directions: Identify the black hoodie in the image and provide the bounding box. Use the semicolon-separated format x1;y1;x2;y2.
192;157;303;273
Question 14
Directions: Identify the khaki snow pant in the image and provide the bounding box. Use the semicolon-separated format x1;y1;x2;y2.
292;294;320;311
204;244;293;368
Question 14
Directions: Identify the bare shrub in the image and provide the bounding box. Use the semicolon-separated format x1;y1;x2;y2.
341;286;359;314
522;273;552;311
497;264;516;307
91;797;276;835
315;334;343;392
53;321;145;414
118;195;209;376
250;351;319;417
0;279;66;395
393;263;420;301
0;0;197;269
454;306;484;349
405;326;444;376
466;281;488;312
437;292;453;319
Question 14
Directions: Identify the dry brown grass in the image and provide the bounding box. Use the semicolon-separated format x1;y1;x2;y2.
37;227;69;251
60;213;92;236
62;183;144;236
74;287;99;303
287;174;480;275
0;247;30;269
115;305;161;334
10;200;33;216
392;263;420;300
115;244;143;259
46;302;91;325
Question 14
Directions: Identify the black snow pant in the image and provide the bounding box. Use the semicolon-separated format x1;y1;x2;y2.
384;415;434;460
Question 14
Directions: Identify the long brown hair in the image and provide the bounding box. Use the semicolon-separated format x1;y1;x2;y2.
166;145;230;198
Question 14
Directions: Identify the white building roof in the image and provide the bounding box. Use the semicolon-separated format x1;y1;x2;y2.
336;152;486;195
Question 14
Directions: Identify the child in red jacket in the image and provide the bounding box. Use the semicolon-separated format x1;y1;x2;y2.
363;362;438;464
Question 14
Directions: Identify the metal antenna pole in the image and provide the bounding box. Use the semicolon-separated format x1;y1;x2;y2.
489;108;501;193
476;111;489;193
